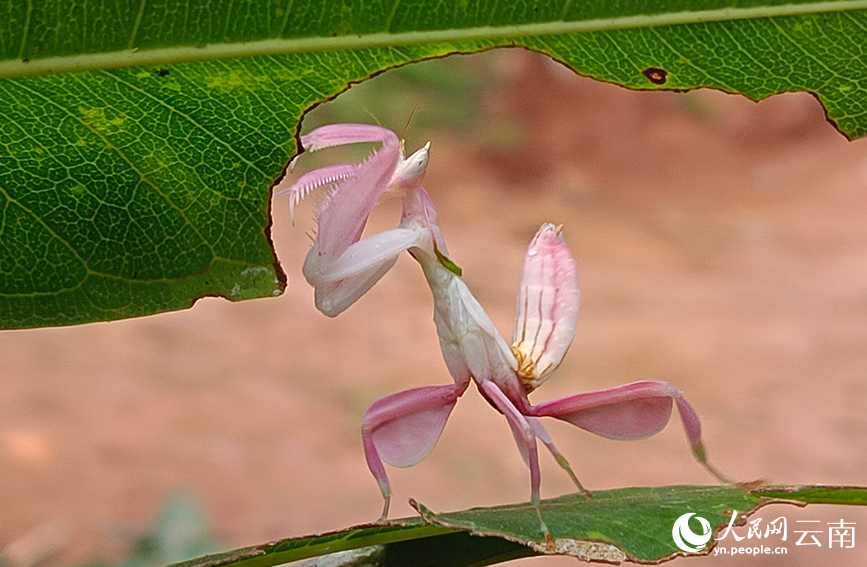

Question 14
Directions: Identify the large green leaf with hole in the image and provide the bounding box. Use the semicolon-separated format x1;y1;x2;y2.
165;485;867;567
2;0;867;327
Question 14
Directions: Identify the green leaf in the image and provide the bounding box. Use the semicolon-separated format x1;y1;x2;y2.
3;1;867;327
753;485;867;506
0;62;291;327
164;485;867;567
414;486;758;562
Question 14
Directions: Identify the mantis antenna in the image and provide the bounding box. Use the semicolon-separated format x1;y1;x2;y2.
400;105;421;142
360;105;383;127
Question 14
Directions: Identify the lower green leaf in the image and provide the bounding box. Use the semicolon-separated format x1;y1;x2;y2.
414;486;758;562
166;485;867;567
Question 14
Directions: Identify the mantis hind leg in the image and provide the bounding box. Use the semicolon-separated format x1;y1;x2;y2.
479;381;553;546
361;382;467;521
530;380;734;485
527;417;591;497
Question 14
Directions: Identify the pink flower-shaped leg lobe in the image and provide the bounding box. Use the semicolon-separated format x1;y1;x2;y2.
530;380;732;483
362;382;468;519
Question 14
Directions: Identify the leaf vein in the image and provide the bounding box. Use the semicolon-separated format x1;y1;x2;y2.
127;0;149;50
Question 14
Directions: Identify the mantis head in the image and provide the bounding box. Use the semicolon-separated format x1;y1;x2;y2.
391;140;431;191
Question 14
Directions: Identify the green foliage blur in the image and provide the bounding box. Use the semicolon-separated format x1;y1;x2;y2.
302;52;526;153
83;493;217;567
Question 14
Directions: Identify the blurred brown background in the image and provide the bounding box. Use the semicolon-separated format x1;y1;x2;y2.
1;49;865;567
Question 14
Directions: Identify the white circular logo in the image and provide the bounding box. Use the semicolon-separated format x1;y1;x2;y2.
672;513;712;552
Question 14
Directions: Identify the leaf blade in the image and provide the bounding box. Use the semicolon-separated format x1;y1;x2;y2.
5;1;867;326
164;485;867;567
3;1;867;78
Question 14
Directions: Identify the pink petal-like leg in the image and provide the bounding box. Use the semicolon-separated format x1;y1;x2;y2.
304;226;427;316
362;382;468;520
530;380;732;483
526;416;590;496
306;228;424;285
315;135;399;259
313;258;398;318
479;380;552;542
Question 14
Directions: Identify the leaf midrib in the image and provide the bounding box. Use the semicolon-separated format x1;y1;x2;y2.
1;0;866;79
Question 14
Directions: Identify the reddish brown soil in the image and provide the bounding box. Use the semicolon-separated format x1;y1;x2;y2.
1;50;865;567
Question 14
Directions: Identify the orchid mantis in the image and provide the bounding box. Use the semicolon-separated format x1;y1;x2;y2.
277;123;731;542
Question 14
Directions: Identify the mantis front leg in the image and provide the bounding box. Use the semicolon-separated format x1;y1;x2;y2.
273;163;357;222
304;227;426;316
277;123;430;263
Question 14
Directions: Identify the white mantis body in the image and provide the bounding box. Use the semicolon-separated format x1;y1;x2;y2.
276;123;730;543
